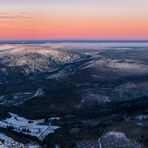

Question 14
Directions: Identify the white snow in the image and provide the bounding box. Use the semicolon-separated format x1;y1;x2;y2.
137;114;148;121
33;88;44;97
0;113;60;140
0;133;10;141
98;138;102;148
101;131;141;148
0;44;81;73
103;131;126;139
0;133;25;148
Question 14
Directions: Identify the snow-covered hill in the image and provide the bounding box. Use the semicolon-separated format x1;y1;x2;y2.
0;44;81;73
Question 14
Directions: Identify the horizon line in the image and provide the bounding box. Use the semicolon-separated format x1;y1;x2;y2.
1;39;148;42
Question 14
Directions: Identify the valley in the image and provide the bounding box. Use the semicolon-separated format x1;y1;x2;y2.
0;42;148;147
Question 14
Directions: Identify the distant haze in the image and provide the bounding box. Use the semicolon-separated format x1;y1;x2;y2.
0;0;148;40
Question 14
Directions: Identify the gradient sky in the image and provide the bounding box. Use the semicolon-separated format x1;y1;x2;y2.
0;0;148;40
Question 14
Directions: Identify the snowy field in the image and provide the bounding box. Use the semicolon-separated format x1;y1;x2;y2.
0;113;59;140
0;133;25;148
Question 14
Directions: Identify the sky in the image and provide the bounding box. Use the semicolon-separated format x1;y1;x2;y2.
0;0;148;40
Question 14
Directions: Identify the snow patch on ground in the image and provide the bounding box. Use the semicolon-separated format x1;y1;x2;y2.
0;113;60;140
0;133;25;148
103;131;126;139
33;88;44;97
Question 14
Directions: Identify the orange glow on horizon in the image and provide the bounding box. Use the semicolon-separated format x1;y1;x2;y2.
0;0;148;40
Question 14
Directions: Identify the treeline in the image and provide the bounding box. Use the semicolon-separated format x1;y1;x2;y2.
0;127;41;145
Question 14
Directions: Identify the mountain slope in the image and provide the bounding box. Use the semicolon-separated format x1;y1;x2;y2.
0;44;81;74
